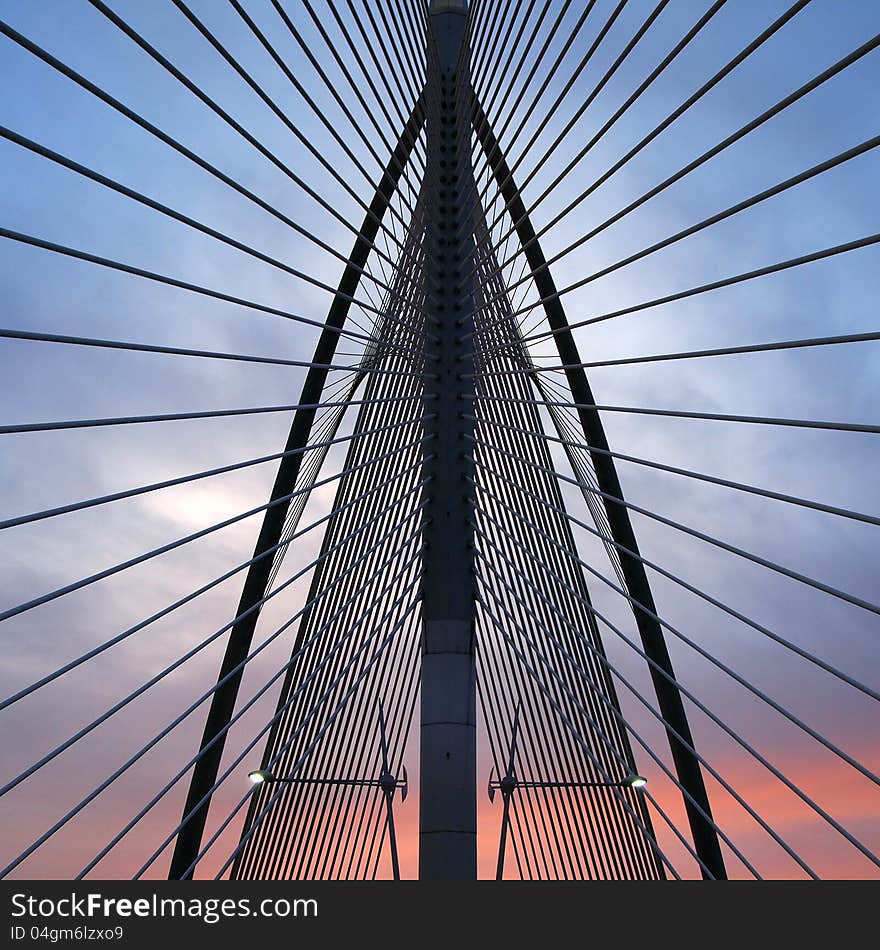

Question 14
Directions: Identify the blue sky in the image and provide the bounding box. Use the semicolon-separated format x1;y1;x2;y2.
0;0;878;879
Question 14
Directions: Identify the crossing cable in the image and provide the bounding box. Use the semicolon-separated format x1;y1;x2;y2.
516;384;621;595
137;554;425;880
473;531;772;879
170;339;428;876
286;502;422;876
466;193;663;878
313;626;418;879
476;615;578;880
0;415;432;625
474;406;661;878
0;506;428;880
0;440;430;713
97;0;424;274
481;655;578;879
225;0;425;235
262;190;431;596
207;588;420;883
471;393;880;436
260;378;421;598
248;575;417;879
529;384;625;592
465;414;880;529
468;219;627;597
0;124;416;331
0;395;430;435
477;471;588;879
472;537;792;879
524;375;627;591
232;309;428;843
470;485;880;869
287;602;417;879
474;477;704;881
472;455;879;706
76;514;427;880
168;112;433;878
477;638;583;878
473;265;624;609
244;475;421;877
261;396;360;593
178;580;424;881
0;22;423;314
474;510;661;879
464;0;808;296
162;586;418;879
253;464;419;874
469;116;730;881
472;460;880;799
289;424;421;879
470;338;663;879
0;226;436;356
237;350;427;878
472;263;877;866
473;539;743;879
476;130;880;326
0;467;430;805
475;592;683;880
466;432;880;620
468;21;880;321
249;190;429;878
473;340;679;880
465;0;639;257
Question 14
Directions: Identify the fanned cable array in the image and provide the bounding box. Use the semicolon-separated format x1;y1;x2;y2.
0;0;878;881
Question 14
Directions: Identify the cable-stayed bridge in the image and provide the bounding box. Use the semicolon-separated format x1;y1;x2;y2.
0;0;878;881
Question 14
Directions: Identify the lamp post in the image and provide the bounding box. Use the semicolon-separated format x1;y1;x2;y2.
487;703;647;879
247;701;408;879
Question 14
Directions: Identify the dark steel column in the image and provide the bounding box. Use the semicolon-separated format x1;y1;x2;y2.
471;99;727;881
419;0;478;880
168;103;425;880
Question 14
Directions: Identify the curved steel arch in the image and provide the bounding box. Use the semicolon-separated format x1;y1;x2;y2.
169;101;426;880
470;98;727;881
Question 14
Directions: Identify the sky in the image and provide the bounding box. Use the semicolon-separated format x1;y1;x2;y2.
0;0;878;880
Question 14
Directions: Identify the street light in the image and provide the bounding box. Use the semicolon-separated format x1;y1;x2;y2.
244;701;408;879
487;703;649;878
